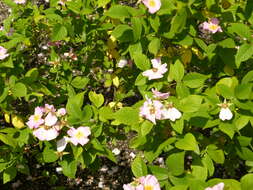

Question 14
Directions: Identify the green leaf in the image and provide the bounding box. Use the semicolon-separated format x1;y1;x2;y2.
175;133;199;154
202;154;214;177
227;23;252;40
133;52;150;71
148;38;160;55
97;0;110;8
149;16;160;32
148;165;169;180
216;84;234;99
113;107;139;126
170;185;188;190
88;91;104;108
166;151;185;176
131;17;142;42
144;137;176;162
131;155;147;177
66;0;82;14
43;148;58;163
219;123;236;139
51;24;67;41
207;147;225;164
59;159;77;178
235;43;253;68
3;167;17;184
183;73;209;88
12;83;27;97
242;70;253;84
71;76;89;89
105;5;130;19
191;165;208;181
141;120;154;136
99;106;114;122
168;8;187;38
169;60;184;82
66;92;84;115
179;95;203;113
0;57;14;68
25;68;39;82
241;174;253;190
0;133;16;147
235;84;252;100
171;118;184;134
111;24;132;39
237;136;252;147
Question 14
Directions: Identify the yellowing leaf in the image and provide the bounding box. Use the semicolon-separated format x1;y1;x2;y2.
112;76;120;88
191;47;205;60
4;113;10;123
12;115;25;129
181;49;192;64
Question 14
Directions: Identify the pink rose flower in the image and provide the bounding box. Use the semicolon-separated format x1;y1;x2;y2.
140;97;163;124
67;126;91;146
138;175;160;190
205;182;224;190
0;46;9;60
142;58;167;80
26;113;44;129
152;88;170;99
202;18;222;34
142;0;161;14
123;175;160;190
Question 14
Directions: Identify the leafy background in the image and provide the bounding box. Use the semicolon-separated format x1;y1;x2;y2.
0;0;253;189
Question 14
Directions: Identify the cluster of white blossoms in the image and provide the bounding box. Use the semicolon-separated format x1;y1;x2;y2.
27;104;92;151
26;104;67;141
140;89;182;124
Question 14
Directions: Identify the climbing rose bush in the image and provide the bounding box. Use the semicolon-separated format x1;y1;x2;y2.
1;0;253;189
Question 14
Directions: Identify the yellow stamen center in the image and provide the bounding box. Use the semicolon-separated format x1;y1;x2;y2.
152;68;158;72
149;107;156;114
148;0;156;7
209;24;218;31
75;131;84;139
34;115;40;122
145;185;153;190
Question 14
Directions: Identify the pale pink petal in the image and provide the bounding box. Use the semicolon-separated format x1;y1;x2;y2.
57;108;67;116
152;88;170;99
67;127;76;137
45;112;58;126
78;127;91;137
210;18;220;25
151;58;161;68
57;136;69;152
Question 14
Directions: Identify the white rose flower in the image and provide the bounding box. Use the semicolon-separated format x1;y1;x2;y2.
161;107;182;122
219;107;233;121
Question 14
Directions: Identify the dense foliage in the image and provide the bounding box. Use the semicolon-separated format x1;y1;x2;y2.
1;0;253;189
